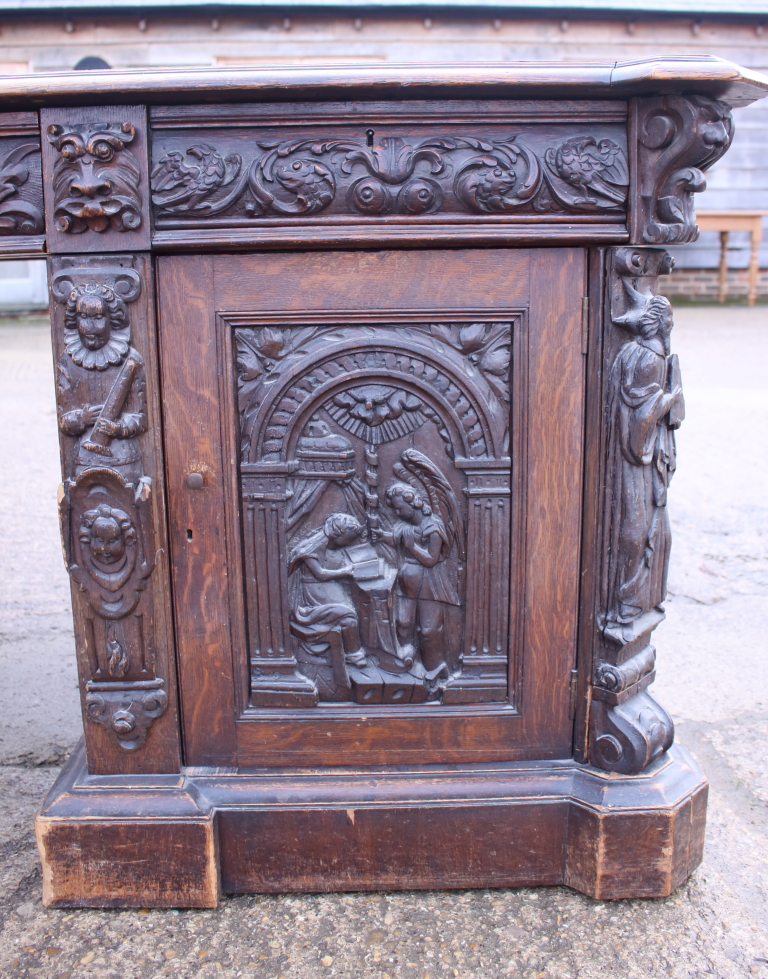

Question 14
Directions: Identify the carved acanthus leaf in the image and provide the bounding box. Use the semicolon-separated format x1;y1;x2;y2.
152;133;628;221
0;143;44;234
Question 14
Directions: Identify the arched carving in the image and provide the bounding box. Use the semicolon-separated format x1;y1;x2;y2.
238;324;511;466
235;321;513;708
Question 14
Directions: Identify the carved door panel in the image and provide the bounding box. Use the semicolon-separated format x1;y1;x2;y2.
158;248;586;767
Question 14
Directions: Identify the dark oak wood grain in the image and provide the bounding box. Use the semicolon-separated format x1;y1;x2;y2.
15;61;752;903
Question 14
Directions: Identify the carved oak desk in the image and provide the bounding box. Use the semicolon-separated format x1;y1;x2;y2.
2;58;765;908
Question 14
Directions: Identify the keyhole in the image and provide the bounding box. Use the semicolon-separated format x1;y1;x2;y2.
187;529;193;542
366;129;374;147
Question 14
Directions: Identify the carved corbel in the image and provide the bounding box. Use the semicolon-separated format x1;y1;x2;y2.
630;94;733;244
86;680;168;750
589;246;682;774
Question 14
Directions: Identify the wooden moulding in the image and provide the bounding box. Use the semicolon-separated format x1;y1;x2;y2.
1;57;767;109
36;741;706;907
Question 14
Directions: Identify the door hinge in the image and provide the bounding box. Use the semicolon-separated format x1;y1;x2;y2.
569;668;580;717
581;297;590;355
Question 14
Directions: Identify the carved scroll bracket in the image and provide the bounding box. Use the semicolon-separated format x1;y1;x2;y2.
631;94;733;245
589;246;681;775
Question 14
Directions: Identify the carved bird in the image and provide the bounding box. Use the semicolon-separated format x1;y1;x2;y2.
545;137;628;207
151;144;241;210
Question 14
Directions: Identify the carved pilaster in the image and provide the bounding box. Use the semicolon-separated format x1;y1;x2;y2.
443;462;510;704
630;94;733;245
241;465;319;707
40;106;150;253
50;254;176;763
589;246;682;774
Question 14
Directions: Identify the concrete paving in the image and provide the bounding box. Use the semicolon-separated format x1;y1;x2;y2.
0;305;765;979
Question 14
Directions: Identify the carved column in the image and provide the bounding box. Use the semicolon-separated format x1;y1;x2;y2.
443;461;510;704
241;464;319;707
588;246;683;775
41;106;179;772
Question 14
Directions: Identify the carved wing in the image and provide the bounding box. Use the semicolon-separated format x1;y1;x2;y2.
151;144;240;210
394;448;466;568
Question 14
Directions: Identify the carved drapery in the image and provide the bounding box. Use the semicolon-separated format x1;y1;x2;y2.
589;246;682;774
235;320;513;707
52;257;167;749
630;94;733;245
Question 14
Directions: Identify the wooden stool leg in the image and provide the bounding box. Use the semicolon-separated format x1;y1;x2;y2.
718;230;729;303
748;222;762;306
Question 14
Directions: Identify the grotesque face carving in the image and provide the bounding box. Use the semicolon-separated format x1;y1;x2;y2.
63;284;131;370
80;503;136;573
46;121;141;235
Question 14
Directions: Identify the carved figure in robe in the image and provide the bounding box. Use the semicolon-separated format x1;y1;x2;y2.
56;284;147;482
288;512;368;668
375;450;463;679
606;292;684;630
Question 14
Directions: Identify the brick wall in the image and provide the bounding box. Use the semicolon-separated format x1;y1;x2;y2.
659;268;768;302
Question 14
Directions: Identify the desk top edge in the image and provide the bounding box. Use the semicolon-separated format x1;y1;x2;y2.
0;56;766;110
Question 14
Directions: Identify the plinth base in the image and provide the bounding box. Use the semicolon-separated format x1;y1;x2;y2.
36;742;707;908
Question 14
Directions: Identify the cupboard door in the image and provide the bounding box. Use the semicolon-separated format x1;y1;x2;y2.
158;248;585;767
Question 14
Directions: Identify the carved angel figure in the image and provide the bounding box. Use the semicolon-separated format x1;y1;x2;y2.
606;290;684;630
56;284;147;482
375;450;464;679
288;512;368;669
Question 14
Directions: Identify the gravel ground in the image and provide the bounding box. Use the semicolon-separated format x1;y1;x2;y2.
0;305;766;979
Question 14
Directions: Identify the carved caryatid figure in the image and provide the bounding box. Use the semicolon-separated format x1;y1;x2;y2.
288;512;368;670
376;450;464;679
57;284;147;483
606;289;685;634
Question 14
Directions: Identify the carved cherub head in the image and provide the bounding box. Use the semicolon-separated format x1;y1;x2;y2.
80;503;136;568
386;481;432;523
64;284;131;370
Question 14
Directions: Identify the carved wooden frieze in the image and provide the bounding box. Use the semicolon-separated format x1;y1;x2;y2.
234;319;513;707
40;106;151;254
51;256;167;749
149;100;628;246
630;94;733;245
0;112;44;248
589;246;682;774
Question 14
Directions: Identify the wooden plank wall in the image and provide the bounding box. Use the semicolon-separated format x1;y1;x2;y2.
0;10;766;270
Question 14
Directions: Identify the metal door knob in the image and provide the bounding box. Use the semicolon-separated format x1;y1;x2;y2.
186;472;204;490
